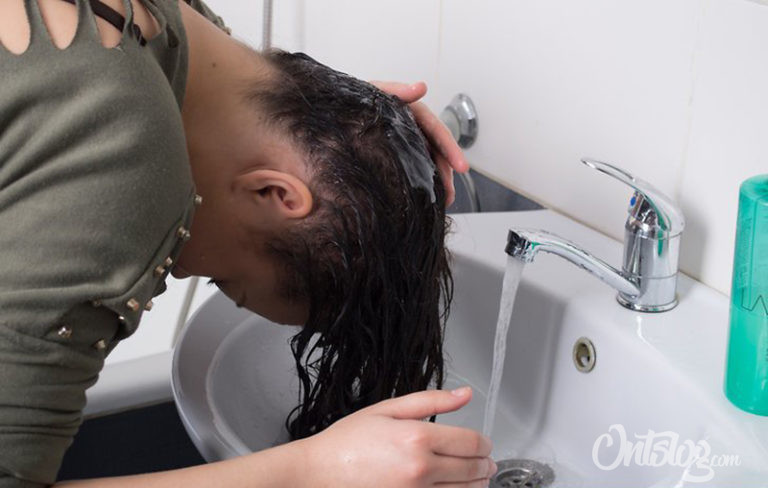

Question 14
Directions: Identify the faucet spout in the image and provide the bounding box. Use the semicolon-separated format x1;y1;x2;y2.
506;229;641;298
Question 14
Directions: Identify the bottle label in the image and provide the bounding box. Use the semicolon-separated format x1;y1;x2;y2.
738;289;768;316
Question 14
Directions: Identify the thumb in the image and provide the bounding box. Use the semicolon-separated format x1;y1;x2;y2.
366;387;472;420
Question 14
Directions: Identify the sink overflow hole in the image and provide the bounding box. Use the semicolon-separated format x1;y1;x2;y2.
572;336;596;373
490;459;555;488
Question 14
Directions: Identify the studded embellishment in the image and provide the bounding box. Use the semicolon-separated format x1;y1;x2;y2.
126;298;140;312
154;265;166;277
194;194;203;206
93;339;107;350
144;300;154;311
91;299;102;307
57;326;73;339
118;315;127;326
164;257;174;267
177;226;191;242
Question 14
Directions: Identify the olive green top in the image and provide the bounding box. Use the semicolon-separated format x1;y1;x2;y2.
0;1;227;485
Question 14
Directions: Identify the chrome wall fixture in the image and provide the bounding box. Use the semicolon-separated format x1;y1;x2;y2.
440;94;479;149
441;94;481;212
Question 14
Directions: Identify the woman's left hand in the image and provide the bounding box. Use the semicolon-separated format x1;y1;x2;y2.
372;81;469;207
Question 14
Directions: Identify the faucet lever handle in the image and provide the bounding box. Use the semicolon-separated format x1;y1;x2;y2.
581;158;685;237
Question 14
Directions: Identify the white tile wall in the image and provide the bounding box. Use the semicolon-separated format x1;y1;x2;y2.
203;0;306;52
301;0;442;106
433;0;701;261
273;0;767;296
201;0;262;49
678;0;768;295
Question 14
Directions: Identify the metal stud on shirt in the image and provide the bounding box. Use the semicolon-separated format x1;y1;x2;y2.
154;265;166;277
126;298;140;312
165;257;173;267
194;194;203;206
144;300;154;311
57;326;73;339
177;226;191;242
93;339;107;350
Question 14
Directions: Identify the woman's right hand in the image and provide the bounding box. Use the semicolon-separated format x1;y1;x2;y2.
303;387;497;487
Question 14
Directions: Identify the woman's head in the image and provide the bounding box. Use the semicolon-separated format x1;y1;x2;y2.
254;51;453;438
178;49;453;439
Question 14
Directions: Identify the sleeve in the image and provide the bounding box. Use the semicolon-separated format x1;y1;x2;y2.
0;308;116;488
185;0;230;34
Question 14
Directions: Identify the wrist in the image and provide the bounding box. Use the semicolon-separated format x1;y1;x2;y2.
236;437;314;487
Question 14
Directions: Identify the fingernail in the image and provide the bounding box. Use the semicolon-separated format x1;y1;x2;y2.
451;386;471;396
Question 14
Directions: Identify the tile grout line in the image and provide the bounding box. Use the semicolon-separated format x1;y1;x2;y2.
673;0;710;204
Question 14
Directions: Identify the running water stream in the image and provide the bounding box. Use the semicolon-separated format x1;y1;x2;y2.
482;256;525;437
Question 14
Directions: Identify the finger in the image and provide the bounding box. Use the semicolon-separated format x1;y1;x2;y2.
425;423;492;458
365;387;472;420
370;80;427;103
435;155;456;206
430;454;497;484
409;102;469;173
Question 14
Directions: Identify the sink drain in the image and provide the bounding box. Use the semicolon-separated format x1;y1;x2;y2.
490;459;555;488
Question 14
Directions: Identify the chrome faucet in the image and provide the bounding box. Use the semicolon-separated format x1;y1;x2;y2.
506;158;685;312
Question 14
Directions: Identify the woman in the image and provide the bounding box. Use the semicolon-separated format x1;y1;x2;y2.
0;1;496;487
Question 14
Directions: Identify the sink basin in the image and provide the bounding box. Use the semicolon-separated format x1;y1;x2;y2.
172;210;768;487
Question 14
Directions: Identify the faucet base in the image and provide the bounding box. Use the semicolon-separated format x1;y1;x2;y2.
616;293;678;313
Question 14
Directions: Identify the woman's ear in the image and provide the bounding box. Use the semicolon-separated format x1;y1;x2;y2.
236;169;313;220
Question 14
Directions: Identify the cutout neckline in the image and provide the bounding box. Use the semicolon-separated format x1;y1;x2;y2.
58;0;147;46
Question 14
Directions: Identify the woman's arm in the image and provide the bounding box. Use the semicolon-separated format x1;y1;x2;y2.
55;389;495;488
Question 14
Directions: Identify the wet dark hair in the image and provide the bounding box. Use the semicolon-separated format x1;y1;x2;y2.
245;50;453;440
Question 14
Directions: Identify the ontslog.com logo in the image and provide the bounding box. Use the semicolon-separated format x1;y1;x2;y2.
592;424;741;483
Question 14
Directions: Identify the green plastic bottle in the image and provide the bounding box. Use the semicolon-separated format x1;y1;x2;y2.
725;174;768;415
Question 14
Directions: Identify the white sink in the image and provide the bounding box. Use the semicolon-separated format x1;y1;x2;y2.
172;210;768;487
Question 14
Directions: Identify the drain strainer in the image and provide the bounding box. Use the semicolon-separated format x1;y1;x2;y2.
490;459;555;488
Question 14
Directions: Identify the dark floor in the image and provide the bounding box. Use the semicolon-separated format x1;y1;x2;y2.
57;402;205;480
